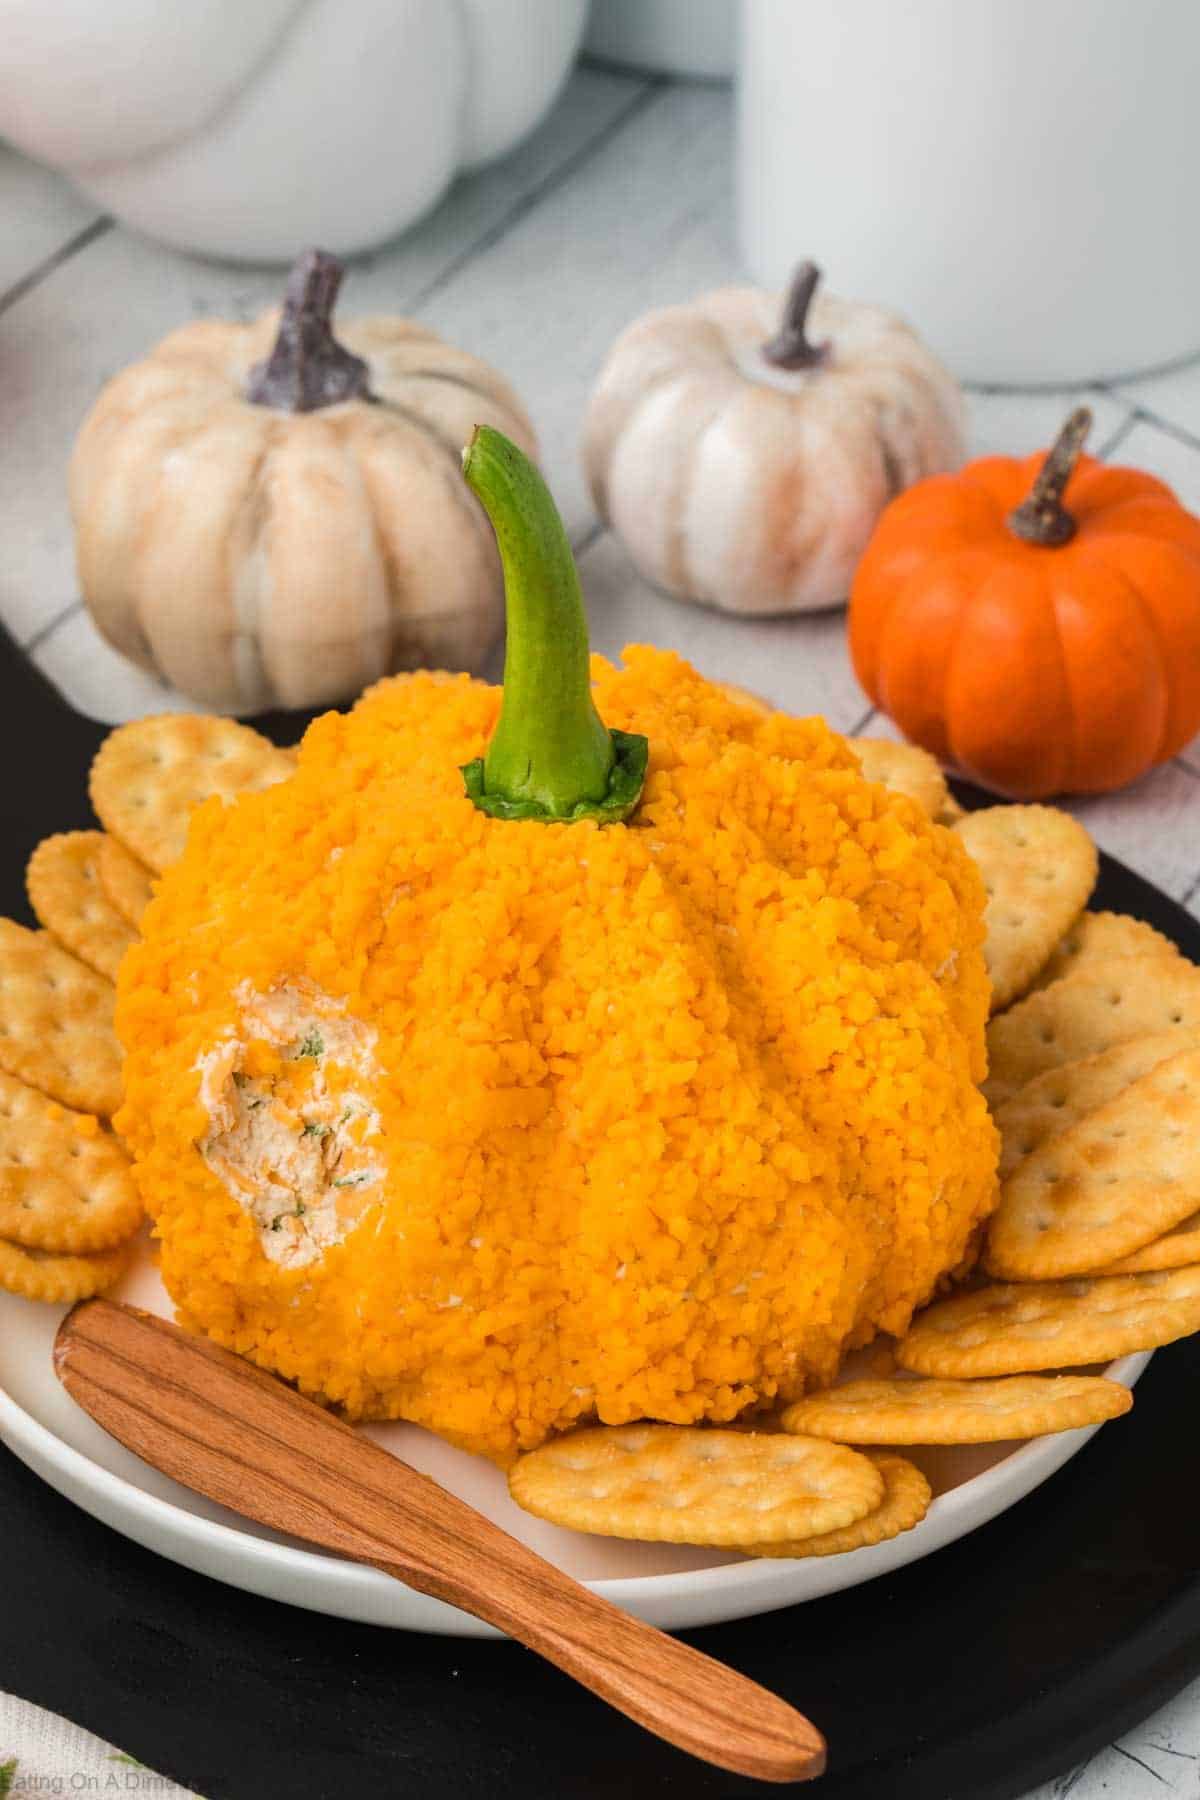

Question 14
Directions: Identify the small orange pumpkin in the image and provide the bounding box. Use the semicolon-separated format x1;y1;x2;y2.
849;408;1200;798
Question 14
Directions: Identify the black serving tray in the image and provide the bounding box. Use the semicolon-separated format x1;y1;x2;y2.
2;622;1199;1800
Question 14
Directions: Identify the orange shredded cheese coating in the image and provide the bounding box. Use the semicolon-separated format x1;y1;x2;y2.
115;649;997;1462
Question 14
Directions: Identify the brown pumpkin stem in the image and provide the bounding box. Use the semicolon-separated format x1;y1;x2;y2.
761;260;832;371
1007;406;1093;548
245;248;372;414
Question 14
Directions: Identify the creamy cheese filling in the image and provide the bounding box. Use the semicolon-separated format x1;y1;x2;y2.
196;979;384;1270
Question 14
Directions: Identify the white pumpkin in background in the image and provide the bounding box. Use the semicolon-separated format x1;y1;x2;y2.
582;263;966;616
69;251;538;714
0;0;587;260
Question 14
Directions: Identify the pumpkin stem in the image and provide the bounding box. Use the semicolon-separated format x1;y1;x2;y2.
1007;406;1093;548
761;261;832;371
245;248;372;414
460;427;648;825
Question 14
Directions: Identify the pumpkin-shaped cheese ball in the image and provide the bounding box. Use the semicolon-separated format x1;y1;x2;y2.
583;261;965;616
69;250;537;714
116;430;997;1463
850;407;1200;798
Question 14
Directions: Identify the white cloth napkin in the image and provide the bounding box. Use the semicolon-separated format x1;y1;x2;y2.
0;1693;199;1797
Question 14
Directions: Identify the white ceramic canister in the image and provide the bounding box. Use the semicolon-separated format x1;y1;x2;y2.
585;0;735;79
738;0;1200;384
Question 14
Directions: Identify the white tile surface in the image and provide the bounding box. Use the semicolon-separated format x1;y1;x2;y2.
3;75;1200;1800
1099;418;1200;511
967;385;1132;460
29;607;202;724
1071;758;1200;903
578;532;871;731
411;78;737;540
1115;356;1200;442
0;147;101;298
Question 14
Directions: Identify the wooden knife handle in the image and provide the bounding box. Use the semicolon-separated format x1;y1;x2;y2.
55;1300;825;1785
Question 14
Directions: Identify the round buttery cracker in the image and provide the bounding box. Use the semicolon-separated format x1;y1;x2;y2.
0;1235;131;1304
954;806;1098;1012
26;830;136;981
986;1048;1200;1279
0;1070;141;1252
1101;1211;1200;1276
743;1452;931;1560
96;833;155;930
0;920;121;1116
995;1029;1200;1180
896;1266;1200;1378
90;715;294;873
780;1374;1131;1444
508;1424;884;1547
1033;911;1179;992
984;958;1200;1109
849;737;948;817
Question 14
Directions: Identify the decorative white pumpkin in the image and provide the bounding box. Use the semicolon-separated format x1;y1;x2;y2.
582;263;966;616
69;251;538;714
0;0;587;261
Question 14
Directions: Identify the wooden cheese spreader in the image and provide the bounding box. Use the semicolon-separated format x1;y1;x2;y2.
54;1299;826;1785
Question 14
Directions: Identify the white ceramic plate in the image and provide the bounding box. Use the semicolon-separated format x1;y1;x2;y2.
0;1241;1148;1638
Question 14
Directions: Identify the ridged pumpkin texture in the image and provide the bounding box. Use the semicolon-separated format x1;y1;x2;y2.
849;436;1200;799
68;253;537;716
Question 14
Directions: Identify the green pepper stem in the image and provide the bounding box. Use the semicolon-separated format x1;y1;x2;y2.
461;427;647;824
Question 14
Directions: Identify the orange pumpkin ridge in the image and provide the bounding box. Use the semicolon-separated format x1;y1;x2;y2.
849;408;1200;800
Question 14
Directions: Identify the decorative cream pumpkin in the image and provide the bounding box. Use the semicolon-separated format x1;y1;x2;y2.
582;262;966;615
0;0;587;261
69;251;537;715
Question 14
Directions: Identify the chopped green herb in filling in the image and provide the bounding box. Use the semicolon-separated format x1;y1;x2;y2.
295;1030;325;1059
301;1120;331;1138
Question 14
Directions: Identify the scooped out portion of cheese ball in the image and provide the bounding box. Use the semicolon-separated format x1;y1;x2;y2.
115;431;997;1464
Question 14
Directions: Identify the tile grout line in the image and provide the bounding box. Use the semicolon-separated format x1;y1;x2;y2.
409;75;670;314
571;518;606;558
1095;409;1139;461
966;346;1200;399
1119;405;1200;456
22;598;83;655
1050;1753;1097;1799
1082;381;1139;459
1109;1742;1169;1785
0;216;113;319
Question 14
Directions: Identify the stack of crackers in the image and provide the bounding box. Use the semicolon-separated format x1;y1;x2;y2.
0;715;292;1306
506;733;1200;1565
